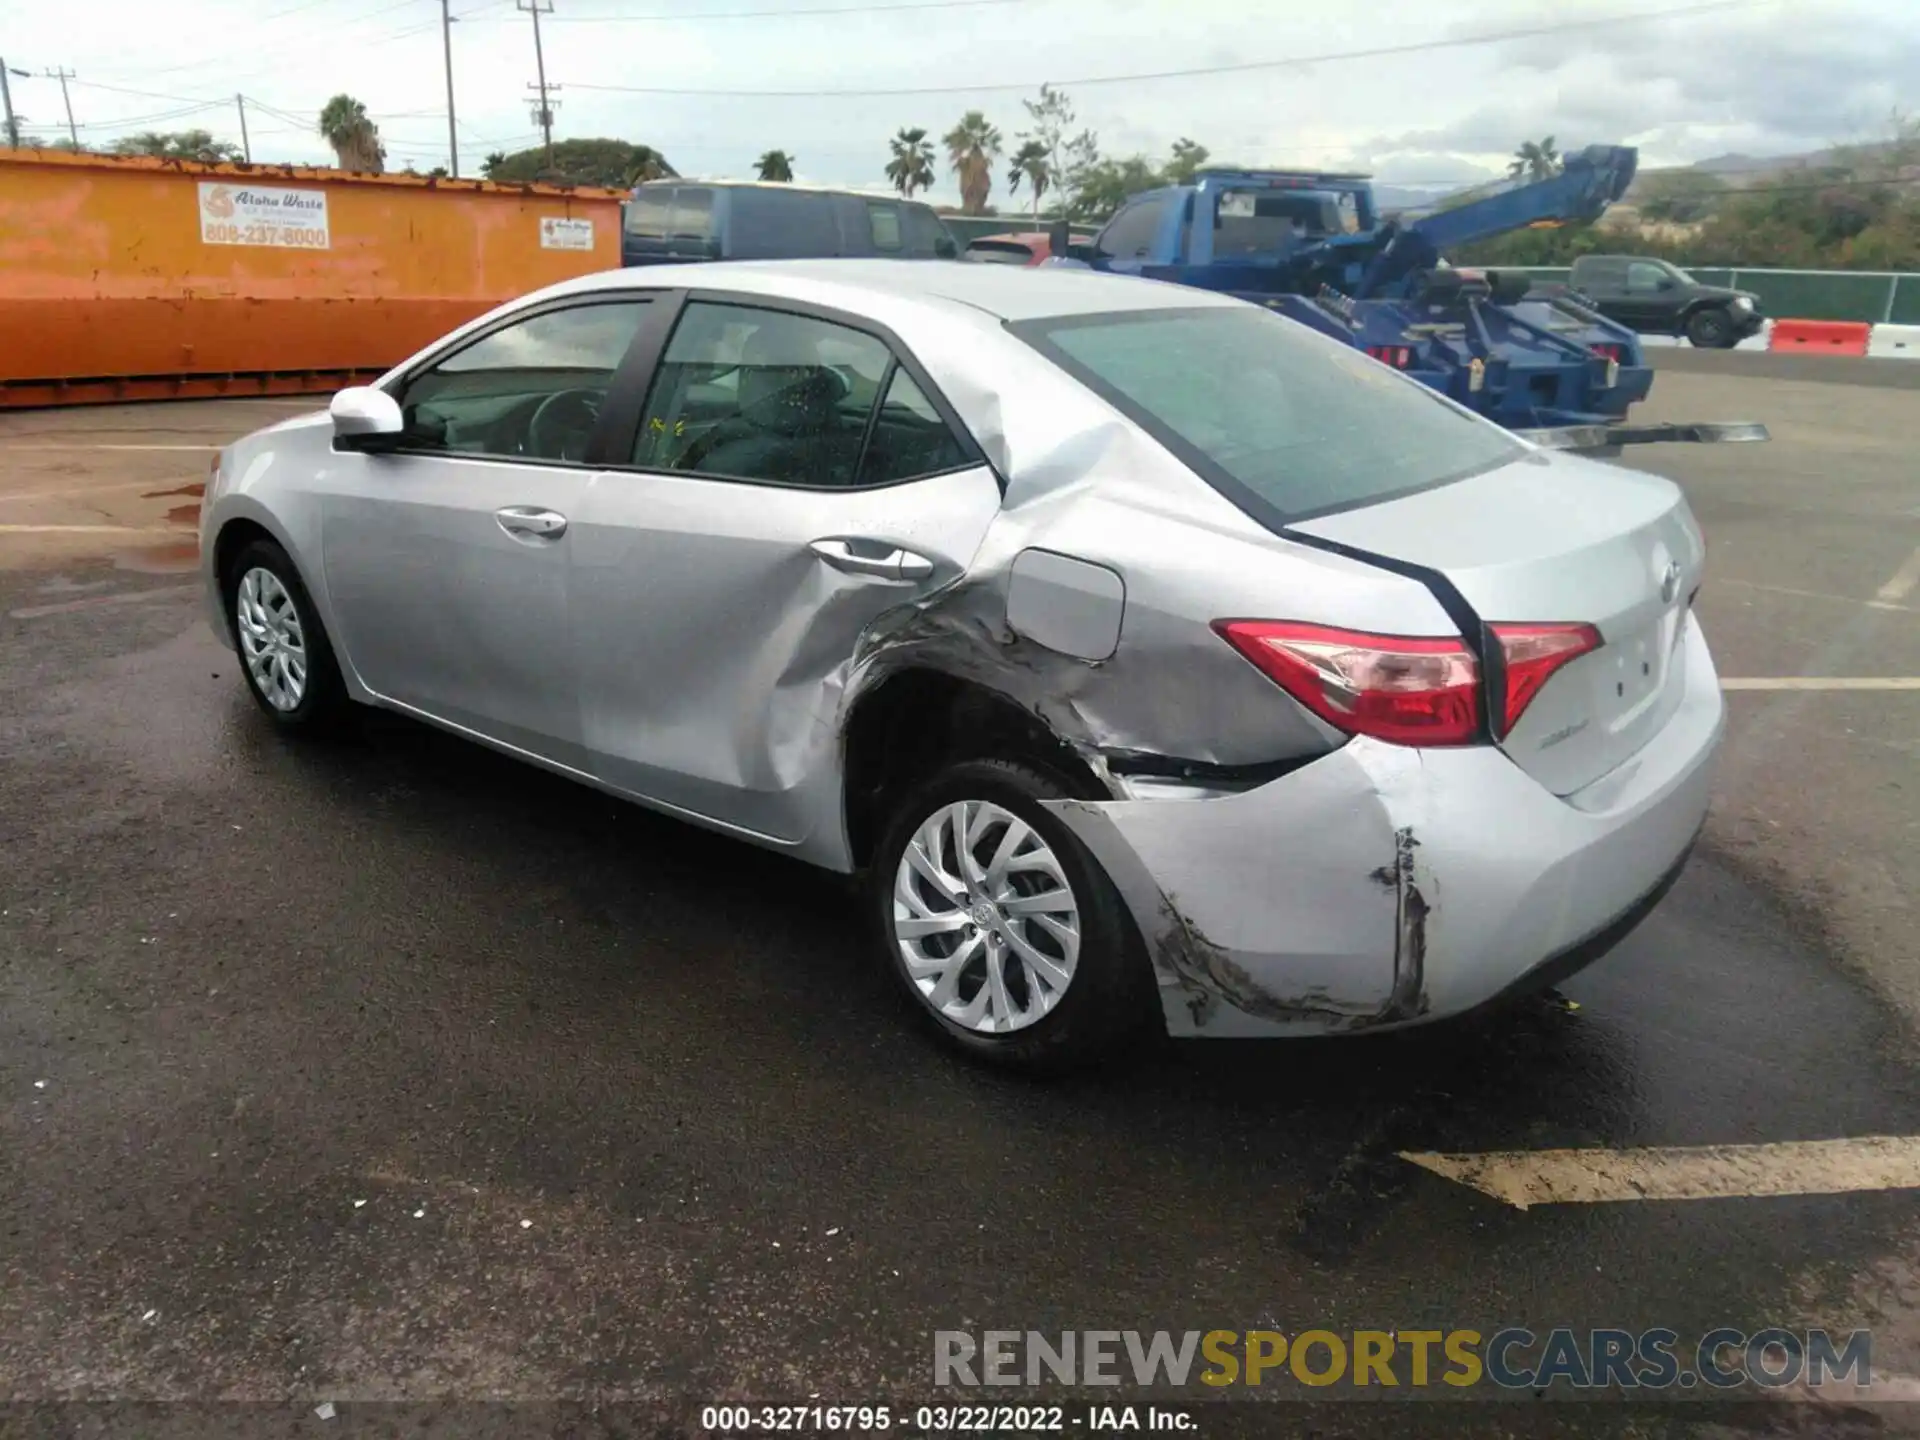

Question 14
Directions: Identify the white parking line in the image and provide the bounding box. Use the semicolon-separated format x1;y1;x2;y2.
1721;678;1920;691
1717;577;1914;614
9;585;200;620
0;443;216;452
0;524;183;535
1401;1135;1920;1211
1877;545;1920;605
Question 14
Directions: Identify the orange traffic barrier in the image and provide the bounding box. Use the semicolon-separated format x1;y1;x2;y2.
0;149;626;407
1767;319;1872;355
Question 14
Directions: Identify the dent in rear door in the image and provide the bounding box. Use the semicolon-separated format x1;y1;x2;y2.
568;465;1001;843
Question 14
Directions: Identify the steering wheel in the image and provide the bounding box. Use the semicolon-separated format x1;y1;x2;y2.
526;388;604;463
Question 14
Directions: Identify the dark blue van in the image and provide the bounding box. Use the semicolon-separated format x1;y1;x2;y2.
621;181;960;267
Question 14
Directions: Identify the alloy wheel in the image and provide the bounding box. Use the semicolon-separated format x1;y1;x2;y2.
234;566;308;712
891;799;1081;1034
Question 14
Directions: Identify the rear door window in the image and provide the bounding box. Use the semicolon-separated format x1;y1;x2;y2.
729;187;840;258
624;188;672;240
633;302;890;489
669;188;715;254
867;202;904;253
1014;306;1521;522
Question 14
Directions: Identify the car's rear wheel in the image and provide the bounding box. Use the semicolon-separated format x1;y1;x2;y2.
869;758;1158;1073
225;537;348;732
1686;307;1736;348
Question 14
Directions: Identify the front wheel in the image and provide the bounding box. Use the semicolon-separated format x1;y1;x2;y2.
868;758;1159;1073
224;537;349;732
1686;307;1736;349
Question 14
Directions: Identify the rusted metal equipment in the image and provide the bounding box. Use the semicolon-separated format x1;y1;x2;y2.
0;150;623;408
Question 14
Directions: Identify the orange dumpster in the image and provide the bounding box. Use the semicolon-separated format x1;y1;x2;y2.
0;149;625;407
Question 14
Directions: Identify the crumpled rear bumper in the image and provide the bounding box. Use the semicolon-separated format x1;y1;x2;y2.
1046;618;1725;1038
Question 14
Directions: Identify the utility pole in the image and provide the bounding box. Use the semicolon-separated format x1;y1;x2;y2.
235;93;251;163
517;0;555;167
438;0;460;177
0;61;21;149
45;66;76;149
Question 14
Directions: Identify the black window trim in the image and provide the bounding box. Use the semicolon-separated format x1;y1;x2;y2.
1005;304;1522;528
359;291;668;469
593;287;998;495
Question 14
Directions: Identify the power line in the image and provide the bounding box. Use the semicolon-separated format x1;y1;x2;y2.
567;0;1770;98
532;0;1021;20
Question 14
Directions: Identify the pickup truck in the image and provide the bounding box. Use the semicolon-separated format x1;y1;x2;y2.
1561;255;1765;349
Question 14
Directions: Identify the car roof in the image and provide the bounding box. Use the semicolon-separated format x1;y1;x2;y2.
630;178;936;205
554;259;1235;323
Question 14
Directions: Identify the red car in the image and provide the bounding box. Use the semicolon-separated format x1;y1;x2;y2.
961;232;1052;267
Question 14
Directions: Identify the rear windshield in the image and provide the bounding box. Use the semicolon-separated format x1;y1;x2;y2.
1012;306;1521;522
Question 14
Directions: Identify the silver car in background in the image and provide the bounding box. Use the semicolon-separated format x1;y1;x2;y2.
202;261;1723;1071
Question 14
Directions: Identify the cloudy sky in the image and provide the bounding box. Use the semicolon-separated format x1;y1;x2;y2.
4;0;1915;201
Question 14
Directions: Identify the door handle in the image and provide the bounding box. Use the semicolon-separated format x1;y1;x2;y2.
809;538;933;581
496;507;568;540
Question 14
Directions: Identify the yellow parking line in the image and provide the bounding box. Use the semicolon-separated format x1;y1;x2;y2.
1721;678;1920;691
1402;1135;1920;1211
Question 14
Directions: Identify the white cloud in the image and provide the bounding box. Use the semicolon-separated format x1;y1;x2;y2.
6;0;1913;205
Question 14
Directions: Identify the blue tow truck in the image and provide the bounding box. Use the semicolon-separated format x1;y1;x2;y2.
1046;146;1766;451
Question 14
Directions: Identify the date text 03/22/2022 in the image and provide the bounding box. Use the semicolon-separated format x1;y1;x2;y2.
700;1405;1192;1432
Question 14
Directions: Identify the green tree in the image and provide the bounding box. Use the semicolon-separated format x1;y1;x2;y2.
942;110;1003;216
1019;84;1099;207
1067;154;1162;221
1508;136;1560;181
755;149;795;182
111;129;244;163
1007;138;1050;222
885;126;935;197
1163;137;1210;185
318;94;384;174
482;138;677;187
1633;168;1727;224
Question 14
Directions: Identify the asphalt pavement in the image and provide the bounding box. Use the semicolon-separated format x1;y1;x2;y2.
1;366;1917;1439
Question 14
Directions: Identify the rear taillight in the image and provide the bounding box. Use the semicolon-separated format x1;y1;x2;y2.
1365;345;1413;369
1489;622;1602;733
1214;620;1480;747
1591;343;1624;362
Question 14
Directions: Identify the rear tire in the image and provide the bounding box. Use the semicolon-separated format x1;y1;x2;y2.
1686;307;1736;349
868;758;1159;1074
223;537;349;733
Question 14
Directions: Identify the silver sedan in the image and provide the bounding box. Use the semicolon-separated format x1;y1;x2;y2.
202;260;1723;1071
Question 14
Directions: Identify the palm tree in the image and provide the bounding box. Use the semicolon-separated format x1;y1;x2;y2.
942;110;1002;216
755;149;795;182
1007;138;1050;222
1508;136;1560;182
318;94;384;174
884;127;935;198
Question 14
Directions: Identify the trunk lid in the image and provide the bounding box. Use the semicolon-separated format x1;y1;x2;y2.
1290;451;1705;795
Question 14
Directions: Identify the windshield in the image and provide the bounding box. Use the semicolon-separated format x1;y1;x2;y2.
1012;306;1523;523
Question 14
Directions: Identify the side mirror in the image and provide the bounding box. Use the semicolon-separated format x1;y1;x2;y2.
1047;218;1070;257
1657;277;1677;291
330;387;405;451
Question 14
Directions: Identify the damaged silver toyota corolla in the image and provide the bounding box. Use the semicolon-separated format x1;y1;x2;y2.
202;260;1724;1071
